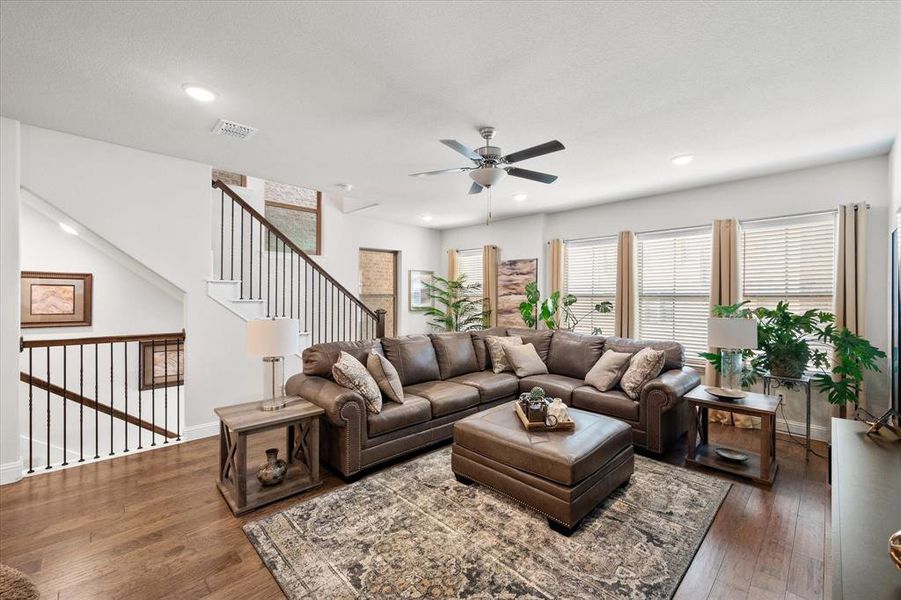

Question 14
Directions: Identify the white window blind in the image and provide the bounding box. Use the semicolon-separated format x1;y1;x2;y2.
637;226;712;367
741;212;836;314
457;248;484;296
564;236;617;336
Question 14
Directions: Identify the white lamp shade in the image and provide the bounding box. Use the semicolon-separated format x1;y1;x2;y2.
469;167;507;188
708;318;757;350
247;318;300;357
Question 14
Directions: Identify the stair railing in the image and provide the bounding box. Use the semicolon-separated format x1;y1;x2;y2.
19;330;184;474
211;180;386;343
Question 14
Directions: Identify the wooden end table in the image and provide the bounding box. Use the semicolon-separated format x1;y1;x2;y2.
684;386;782;486
214;396;324;515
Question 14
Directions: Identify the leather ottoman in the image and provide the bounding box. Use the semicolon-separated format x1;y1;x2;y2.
451;401;634;535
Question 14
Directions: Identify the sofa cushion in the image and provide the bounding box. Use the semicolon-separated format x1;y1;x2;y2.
448;371;519;403
303;339;384;379
619;347;666;399
429;333;479;379
469;327;508;371
603;336;684;371
519;373;584;405
404;380;481;418
546;331;606;379
572;385;639;422
381;335;441;386
506;328;553;362
584;350;632;392
367;352;404;403
504;343;549;378
332;352;382;414
367;395;431;437
485;335;523;373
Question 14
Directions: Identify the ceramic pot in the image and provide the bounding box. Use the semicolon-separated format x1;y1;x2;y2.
256;448;287;486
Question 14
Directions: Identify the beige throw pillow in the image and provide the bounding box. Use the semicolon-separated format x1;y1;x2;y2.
503;343;549;378
332;351;382;414
585;350;633;392
619;347;666;399
485;335;523;374
367;352;404;404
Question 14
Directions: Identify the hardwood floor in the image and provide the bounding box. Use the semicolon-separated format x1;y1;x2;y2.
0;424;829;599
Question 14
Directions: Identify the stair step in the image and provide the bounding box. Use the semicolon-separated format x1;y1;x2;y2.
207;279;241;285
231;299;264;304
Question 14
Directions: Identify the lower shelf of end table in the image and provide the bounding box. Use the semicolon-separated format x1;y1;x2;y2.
217;461;321;516
686;443;778;486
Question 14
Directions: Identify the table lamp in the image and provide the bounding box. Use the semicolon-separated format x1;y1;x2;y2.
247;317;300;411
708;317;758;395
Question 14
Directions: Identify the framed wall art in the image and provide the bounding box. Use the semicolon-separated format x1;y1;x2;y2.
139;340;185;390
20;271;93;328
496;259;538;327
409;270;434;311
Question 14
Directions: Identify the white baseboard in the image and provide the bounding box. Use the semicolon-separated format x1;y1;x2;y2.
0;459;24;485
775;417;830;443
183;421;219;441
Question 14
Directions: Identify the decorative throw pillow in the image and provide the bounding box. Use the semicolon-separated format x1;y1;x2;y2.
332;351;382;414
503;343;549;378
485;335;523;374
367;352;404;404
618;347;666;400
585;350;633;392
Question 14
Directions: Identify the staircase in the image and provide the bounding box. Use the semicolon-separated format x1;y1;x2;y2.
209;180;385;343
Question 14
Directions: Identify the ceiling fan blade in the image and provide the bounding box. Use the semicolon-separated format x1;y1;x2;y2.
468;181;483;195
502;140;565;164
409;167;470;177
506;167;558;184
440;139;481;161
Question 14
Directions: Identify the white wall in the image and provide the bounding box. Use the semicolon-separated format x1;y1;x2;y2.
0;117;22;483
442;155;893;438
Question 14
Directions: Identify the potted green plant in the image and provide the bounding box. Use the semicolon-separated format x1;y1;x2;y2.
518;282;612;333
422;274;491;332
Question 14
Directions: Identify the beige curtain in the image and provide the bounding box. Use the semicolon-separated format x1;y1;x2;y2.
835;203;868;414
707;219;759;428
447;249;459;281
615;231;636;338
549;239;566;324
483;245;498;327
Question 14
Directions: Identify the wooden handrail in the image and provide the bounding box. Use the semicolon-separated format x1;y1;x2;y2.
20;372;178;439
211;179;378;321
21;330;185;350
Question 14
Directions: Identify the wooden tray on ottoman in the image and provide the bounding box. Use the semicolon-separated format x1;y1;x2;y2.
514;402;575;432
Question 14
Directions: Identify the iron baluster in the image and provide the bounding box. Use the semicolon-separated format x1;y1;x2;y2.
109;343;114;456
62;345;68;466
46;348;51;469
248;213;253;300
176;340;181;441
124;342;129;452
239;208;244;299
27;348;33;474
164;338;169;444
151;339;156;447
230;197;235;281
220;190;225;280
79;345;84;462
94;344;99;459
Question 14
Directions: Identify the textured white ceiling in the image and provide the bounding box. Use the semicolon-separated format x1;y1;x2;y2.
1;1;898;229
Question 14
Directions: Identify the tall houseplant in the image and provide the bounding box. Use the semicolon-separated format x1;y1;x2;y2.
422;274;490;332
518;282;612;334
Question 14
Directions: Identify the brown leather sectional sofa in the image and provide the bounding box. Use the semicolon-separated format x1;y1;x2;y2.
285;328;700;479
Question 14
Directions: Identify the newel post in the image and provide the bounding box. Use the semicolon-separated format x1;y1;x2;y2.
375;309;387;339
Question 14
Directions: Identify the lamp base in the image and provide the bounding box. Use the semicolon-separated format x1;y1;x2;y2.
719;348;743;395
261;397;289;412
260;356;286;412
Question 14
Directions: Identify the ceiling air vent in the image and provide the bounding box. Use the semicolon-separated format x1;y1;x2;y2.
211;119;258;140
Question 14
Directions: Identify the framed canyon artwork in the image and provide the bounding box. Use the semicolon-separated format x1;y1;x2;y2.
20;271;93;328
139;340;185;390
497;259;538;327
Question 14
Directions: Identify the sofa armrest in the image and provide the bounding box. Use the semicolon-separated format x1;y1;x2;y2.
285;373;366;428
640;367;701;413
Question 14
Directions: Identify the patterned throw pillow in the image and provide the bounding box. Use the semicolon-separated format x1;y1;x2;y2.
332;351;382;414
485;335;523;374
367;352;404;404
618;347;666;400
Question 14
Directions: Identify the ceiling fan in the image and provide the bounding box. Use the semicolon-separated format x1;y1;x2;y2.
410;127;565;195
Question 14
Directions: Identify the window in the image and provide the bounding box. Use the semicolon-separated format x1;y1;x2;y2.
740;212;836;314
264;180;322;255
637;226;712;368
564;236;617;335
457;248;484;296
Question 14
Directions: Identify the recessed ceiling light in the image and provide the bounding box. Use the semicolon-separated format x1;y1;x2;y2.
182;84;217;102
335;183;353;192
512;193;528;202
421;215;434;222
59;222;78;236
671;154;694;166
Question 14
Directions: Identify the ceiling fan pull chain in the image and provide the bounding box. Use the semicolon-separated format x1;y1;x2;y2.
486;188;492;225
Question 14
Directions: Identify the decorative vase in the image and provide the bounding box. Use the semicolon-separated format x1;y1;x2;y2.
256;448;287;486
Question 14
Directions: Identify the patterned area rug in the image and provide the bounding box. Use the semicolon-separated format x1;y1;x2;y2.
244;446;730;599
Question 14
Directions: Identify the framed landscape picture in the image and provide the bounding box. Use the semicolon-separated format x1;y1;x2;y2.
409;270;434;311
497;259;538;327
20;271;93;328
139;341;185;390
